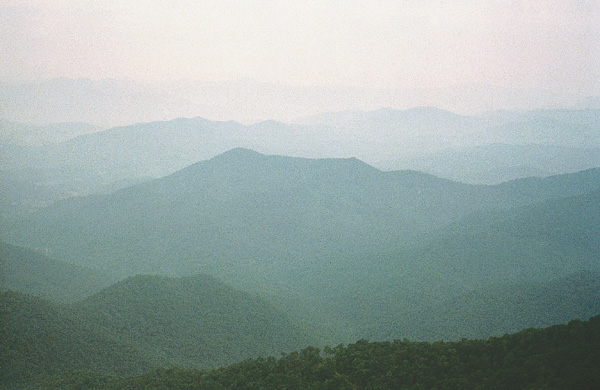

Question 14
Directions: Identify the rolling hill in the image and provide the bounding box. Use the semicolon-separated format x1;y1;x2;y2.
71;274;312;369
41;314;600;390
0;242;117;303
0;291;158;388
1;274;312;388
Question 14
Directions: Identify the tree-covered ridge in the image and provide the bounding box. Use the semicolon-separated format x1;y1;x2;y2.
71;274;313;368
0;274;312;388
0;242;117;303
0;291;157;389
42;315;600;390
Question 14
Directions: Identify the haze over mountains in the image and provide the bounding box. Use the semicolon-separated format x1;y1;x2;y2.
3;1;599;386
2;78;596;127
2;94;600;388
2;106;600;222
0;242;117;304
3;146;600;346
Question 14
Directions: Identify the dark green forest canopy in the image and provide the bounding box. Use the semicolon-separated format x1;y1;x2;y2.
0;274;312;389
39;315;600;390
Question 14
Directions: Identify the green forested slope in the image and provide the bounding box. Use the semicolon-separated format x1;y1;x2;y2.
1;274;312;388
0;291;157;388
359;271;600;341
71;274;312;369
258;187;600;342
3;151;600;345
41;315;600;390
0;242;117;303
411;188;600;288
310;188;600;341
5;150;600;285
3;149;478;278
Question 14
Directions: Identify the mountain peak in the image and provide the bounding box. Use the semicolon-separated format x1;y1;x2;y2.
209;148;266;164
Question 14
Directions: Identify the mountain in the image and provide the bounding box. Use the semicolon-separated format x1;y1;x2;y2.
3;149;483;279
1;274;311;388
0;242;117;303
44;314;600;390
72;274;312;369
0;117;248;179
0;118;251;215
297;185;600;342
0;119;101;147
420;187;600;287
385;143;600;184
4;150;600;344
0;291;157;388
2;108;599;219
362;271;600;341
428;271;600;339
345;185;600;310
4;107;599;206
480;109;600;147
293;106;476;146
293;107;600;162
2;78;590;127
5;151;600;276
0;170;65;219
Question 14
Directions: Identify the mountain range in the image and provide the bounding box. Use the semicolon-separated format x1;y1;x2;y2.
2;78;593;126
2;107;599;217
3;148;600;345
2;101;600;388
8;149;599;277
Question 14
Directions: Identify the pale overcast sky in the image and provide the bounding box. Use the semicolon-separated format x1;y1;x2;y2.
1;0;599;94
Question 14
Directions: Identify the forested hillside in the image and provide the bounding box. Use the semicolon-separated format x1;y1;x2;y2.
0;291;157;388
0;274;312;388
3;150;600;345
0;242;117;303
38;315;600;390
6;150;600;279
71;274;312;368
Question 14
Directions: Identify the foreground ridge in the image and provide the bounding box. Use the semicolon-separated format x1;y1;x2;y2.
42;315;600;390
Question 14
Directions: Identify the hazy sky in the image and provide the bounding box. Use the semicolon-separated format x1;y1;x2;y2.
1;0;599;94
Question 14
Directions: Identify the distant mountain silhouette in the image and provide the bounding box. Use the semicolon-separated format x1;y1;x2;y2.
386;143;600;184
3;108;599;212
